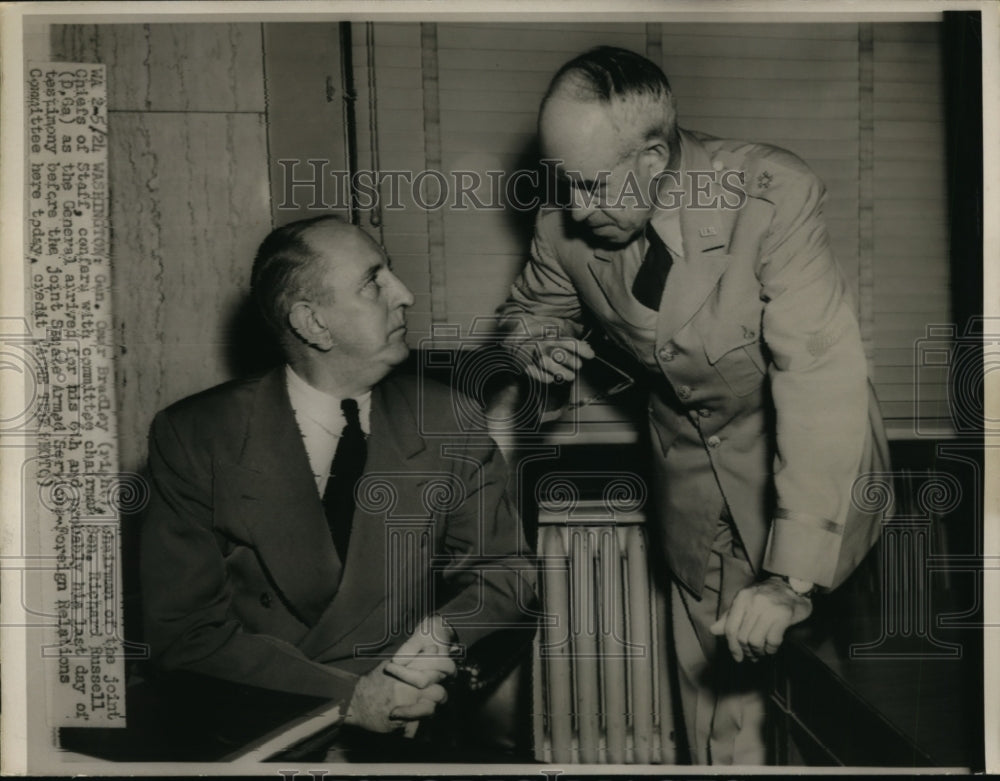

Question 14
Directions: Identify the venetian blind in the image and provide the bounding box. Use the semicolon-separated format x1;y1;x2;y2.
872;22;953;435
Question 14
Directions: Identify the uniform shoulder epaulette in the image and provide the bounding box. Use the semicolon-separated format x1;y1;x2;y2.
739;143;820;201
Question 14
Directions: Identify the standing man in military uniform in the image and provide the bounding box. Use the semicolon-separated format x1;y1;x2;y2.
498;46;889;764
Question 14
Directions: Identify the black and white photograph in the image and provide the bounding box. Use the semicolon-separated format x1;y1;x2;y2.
0;1;996;775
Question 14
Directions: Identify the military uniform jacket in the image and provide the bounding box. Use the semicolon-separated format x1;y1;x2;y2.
500;128;889;599
141;368;534;705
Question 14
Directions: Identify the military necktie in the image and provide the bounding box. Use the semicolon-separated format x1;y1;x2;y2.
631;222;673;310
322;398;367;561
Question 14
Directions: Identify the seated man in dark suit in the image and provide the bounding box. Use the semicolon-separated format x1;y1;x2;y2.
140;215;535;739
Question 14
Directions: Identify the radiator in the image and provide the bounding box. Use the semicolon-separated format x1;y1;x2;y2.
532;498;676;764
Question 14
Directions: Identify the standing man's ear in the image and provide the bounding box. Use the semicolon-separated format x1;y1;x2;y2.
289;300;335;350
638;137;674;177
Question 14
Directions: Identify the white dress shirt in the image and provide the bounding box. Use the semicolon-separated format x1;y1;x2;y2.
285;365;371;496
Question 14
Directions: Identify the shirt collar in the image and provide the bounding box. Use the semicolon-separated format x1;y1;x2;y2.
285;365;372;435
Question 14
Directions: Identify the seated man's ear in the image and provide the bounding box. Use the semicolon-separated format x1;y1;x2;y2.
289;300;334;351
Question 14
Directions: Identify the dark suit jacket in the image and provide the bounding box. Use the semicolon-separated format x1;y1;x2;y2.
140;368;534;707
500;128;889;599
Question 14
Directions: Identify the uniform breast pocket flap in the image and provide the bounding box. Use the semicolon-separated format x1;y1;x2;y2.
703;320;767;397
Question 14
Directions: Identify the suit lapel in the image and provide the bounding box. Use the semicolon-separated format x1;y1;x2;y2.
299;376;428;659
219;369;342;627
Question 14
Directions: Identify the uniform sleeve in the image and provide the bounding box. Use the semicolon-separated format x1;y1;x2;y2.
496;211;586;342
751;152;871;587
434;434;537;650
141;410;360;703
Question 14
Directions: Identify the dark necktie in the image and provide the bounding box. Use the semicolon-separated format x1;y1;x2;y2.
322;398;367;561
631;222;673;310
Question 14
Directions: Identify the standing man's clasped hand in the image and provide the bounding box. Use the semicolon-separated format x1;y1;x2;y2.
512;332;595;385
709;577;814;663
345;614;458;735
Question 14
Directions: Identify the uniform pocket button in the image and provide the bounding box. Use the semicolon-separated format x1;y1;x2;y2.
698;408;712;418
677;385;692;400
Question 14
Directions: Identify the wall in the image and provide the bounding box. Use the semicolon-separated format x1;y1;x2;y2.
51;24;272;474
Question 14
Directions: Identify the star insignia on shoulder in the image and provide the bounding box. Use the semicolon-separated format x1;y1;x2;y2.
756;170;773;190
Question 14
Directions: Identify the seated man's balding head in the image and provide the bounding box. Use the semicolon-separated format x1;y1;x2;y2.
251;215;414;394
252;215;371;333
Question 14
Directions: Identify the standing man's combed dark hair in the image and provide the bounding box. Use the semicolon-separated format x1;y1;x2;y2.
544;45;673;104
542;46;679;154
